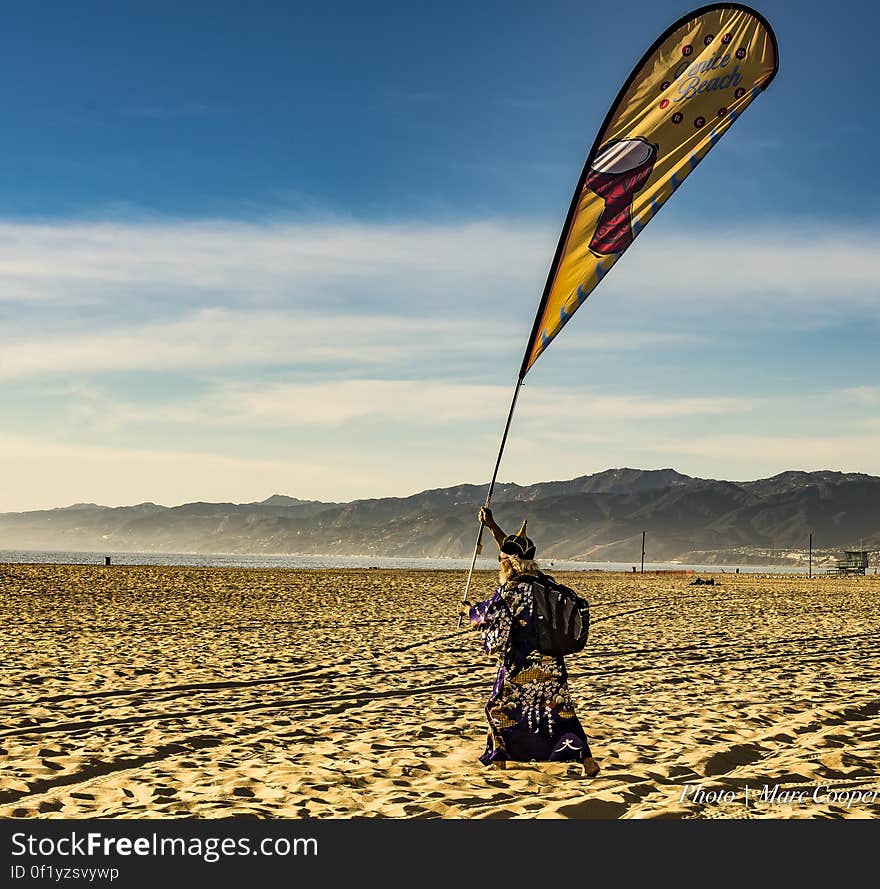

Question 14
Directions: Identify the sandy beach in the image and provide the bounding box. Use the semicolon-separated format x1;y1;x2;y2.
0;564;878;819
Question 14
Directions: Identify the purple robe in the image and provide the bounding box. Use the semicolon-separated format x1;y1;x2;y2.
469;576;592;765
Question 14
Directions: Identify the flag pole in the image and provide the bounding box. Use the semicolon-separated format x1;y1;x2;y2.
454;72;593;629
456;378;524;629
454;132;578;629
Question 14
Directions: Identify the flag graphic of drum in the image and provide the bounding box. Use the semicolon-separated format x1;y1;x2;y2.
585;137;658;255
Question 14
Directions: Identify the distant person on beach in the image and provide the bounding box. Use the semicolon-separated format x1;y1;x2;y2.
458;507;600;777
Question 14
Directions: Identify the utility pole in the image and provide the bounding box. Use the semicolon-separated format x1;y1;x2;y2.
809;532;812;579
641;531;646;574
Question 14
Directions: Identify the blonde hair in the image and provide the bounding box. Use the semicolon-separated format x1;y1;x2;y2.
499;553;539;584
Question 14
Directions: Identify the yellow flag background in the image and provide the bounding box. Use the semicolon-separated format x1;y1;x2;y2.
522;4;778;376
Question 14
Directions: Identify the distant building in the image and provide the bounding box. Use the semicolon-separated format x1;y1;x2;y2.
827;550;869;576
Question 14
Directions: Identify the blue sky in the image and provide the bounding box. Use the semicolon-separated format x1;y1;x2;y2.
1;0;879;511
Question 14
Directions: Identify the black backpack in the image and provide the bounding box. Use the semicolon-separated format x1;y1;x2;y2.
531;571;590;657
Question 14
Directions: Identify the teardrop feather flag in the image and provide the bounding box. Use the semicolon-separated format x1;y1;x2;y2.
457;5;778;617
519;3;778;377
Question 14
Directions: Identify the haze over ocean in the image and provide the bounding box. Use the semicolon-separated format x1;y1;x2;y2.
0;549;815;574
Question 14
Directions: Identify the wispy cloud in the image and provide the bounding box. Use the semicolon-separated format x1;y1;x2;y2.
0;309;507;379
2;216;878;511
652;431;880;475
0;309;694;380
0;219;551;309
53;378;757;432
2;215;876;383
617;225;880;316
0;219;877;322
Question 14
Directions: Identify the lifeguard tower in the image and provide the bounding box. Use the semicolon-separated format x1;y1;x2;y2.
827;550;869;576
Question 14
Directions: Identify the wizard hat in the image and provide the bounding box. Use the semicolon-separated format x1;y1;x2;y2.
500;519;536;560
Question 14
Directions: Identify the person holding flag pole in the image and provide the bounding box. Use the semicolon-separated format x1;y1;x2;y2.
458;507;601;775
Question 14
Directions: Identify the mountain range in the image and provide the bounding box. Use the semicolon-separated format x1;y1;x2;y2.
1;468;878;565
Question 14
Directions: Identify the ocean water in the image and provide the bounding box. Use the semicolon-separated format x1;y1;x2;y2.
0;548;815;574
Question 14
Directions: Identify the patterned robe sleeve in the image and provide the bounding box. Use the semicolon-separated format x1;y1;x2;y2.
468;589;512;656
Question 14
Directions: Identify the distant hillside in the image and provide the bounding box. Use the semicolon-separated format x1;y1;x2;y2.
1;469;878;566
